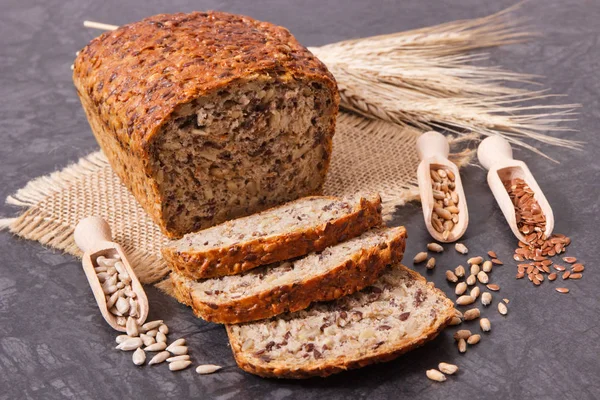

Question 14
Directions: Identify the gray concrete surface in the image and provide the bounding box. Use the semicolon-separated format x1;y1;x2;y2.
1;0;599;399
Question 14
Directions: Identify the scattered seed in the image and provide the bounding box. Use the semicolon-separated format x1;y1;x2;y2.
438;362;459;375
456;295;475;306
446;270;459;283
482;261;493;273
556;287;570;294
481;292;492;306
455;282;467;296
468;256;483;265
467;334;481;345
491;259;503;265
196;364;222;375
487;251;497;258
455;265;466;277
145;342;167;352
126;317;139;337
455;243;469;254
554;265;566;271
116;337;143;351
168;346;188;356
148;351;171;365
562;257;577;264
159;324;169;335
470;264;481;275
169;360;192;371
413;252;428;264
548;273;557;281
426;369;446;382
572;264;585;273
569;273;582;279
454;309;464;318
470;286;480;299
464;308;480;321
426;258;436;270
516;272;525;279
486;284;500;291
167;338;186;350
132;348;145;366
156;331;167;344
146;329;158;337
166;355;191;363
140;333;155;347
503;298;510;304
477;271;489;284
116;335;133;344
480;318;491;332
466;275;477;286
498;302;508;316
141;320;163;332
562;271;571;280
427;243;444;253
449;316;463;326
458;339;467;353
453;330;472;340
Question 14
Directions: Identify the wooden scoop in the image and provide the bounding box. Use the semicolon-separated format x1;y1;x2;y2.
477;135;554;242
416;131;469;242
74;216;148;332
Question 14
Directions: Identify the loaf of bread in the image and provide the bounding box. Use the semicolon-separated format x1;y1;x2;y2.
172;226;406;324
226;264;454;378
73;11;339;238
162;193;382;279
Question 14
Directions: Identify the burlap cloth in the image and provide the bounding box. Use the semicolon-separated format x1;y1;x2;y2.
0;112;473;295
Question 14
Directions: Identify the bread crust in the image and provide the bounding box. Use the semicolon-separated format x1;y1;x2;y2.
73;11;339;238
225;264;455;379
172;226;406;324
162;194;383;279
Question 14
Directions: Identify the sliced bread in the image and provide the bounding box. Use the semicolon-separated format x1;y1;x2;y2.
162;193;382;279
226;264;455;379
172;226;406;324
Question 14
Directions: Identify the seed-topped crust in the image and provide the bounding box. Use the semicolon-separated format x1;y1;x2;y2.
162;193;383;279
172;226;406;324
226;264;454;379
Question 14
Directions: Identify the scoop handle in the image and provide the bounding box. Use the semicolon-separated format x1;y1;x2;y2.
416;131;450;160
74;216;113;253
477;136;514;170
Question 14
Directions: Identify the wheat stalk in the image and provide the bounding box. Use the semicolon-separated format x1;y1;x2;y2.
83;3;580;160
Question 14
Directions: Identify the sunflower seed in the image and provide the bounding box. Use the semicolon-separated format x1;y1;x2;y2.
556;287;570;294
427;243;444;253
455;243;468;254
169;360;192;371
141;320;163;332
140;333;156;347
166;338;186;351
116;337;143;351
498;302;508;316
480;318;491;332
148;351;171;365
146;329;158;337
477;271;489;284
426;258;436;270
132;348;145;366
482;261;493;273
486;284;500;291
449;316;463;326
455;265;466;277
426;369;446;382
145;342;167;352
156;331;167;344
487;251;497;258
469;287;480;299
456;295;475;305
467;256;483;265
438;362;459;375
464;308;480;321
196;364;222;375
116;316;127;326
455;282;467;295
458;338;467;353
466;275;477;286
166;355;190;363
168;346;188;356
470;264;480;275
467;334;481;345
116;334;133;344
453;330;472;340
446;270;459;283
106;290;122;309
481;292;492;306
413;252;428;264
159;324;169;335
126;317;139;337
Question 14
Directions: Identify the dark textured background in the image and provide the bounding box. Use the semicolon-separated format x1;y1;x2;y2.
1;0;599;399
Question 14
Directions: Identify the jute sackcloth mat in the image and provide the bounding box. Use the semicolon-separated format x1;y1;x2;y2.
0;112;473;296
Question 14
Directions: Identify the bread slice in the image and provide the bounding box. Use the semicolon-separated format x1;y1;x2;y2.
172;226;406;324
226;264;454;379
162;193;382;279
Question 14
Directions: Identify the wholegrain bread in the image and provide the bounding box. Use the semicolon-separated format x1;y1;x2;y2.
162;193;382;279
226;264;454;379
172;226;406;324
73;11;339;238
